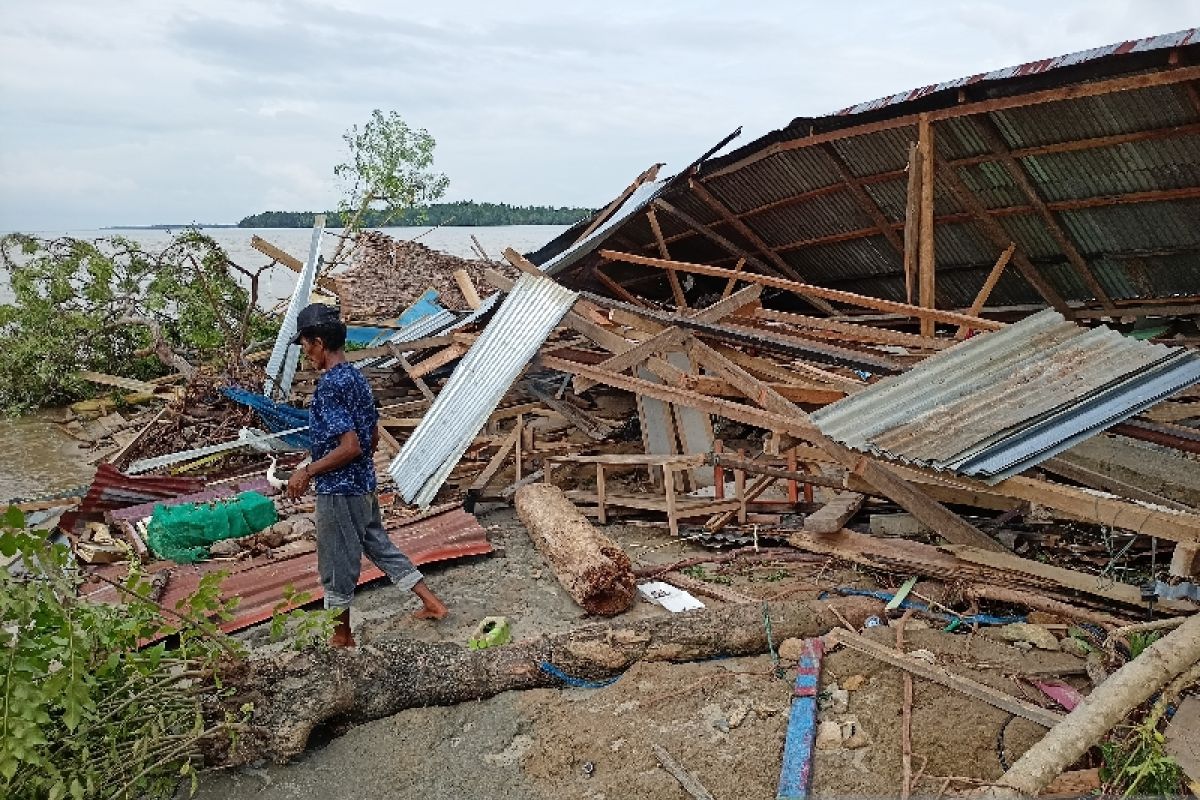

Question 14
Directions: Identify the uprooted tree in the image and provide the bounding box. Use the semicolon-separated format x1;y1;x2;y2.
328;109;450;267
0;231;276;413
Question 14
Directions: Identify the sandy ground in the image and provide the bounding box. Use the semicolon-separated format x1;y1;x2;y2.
191;506;1090;800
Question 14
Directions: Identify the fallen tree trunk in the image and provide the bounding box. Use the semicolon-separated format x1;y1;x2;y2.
977;611;1200;798
515;482;636;615
208;596;877;766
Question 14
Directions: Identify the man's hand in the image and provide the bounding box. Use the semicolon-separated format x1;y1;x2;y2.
286;466;311;499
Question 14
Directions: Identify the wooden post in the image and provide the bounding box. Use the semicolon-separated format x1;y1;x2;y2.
713;440;725;500
596;464;608;525
902;142;922;306
917;114;936;337
955;243;1015;339
787;446;799;505
452;269;482;310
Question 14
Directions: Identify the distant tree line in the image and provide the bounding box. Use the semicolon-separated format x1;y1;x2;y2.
237;201;594;228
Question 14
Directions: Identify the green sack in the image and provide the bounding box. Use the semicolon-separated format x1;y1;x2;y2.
146;491;278;564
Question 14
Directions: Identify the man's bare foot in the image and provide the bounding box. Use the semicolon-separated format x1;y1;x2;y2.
412;605;448;621
330;609;356;647
411;580;449;620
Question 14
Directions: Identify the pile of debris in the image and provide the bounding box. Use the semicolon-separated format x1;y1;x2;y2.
12;28;1200;798
332;229;514;317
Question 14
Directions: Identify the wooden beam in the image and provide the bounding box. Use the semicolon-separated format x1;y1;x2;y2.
720;257;747;299
974;116;1116;310
829;628;1063;728
572;163;661;246
917;114;937;337
820;143;906;256
936;161;1072;314
597;250;1005;330
804;492;865;534
594;265;651;307
573;326;688;393
452;269;482;310
388;344;437;402
956;243;1016;339
756;308;952;351
688;178;831;287
646;206;688;310
902;141;922;305
250;235;339;293
703;65;1200;180
652;198;839;316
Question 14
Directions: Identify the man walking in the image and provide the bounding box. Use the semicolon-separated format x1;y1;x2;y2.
286;303;448;647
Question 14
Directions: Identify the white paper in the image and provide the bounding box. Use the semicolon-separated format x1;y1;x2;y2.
638;581;705;613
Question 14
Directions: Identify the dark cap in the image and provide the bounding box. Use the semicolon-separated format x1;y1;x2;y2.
290;303;343;344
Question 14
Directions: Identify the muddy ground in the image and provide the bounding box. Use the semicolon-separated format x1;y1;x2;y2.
193;506;1088;800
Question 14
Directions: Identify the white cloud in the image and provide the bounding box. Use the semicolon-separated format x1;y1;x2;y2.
1;0;1198;229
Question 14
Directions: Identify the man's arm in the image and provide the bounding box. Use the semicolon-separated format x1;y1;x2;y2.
286;431;361;498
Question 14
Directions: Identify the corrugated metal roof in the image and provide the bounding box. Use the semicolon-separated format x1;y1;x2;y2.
264;218;324;398
811;310;1200;482
388;274;578;507
834;29;1198;116
84;506;490;641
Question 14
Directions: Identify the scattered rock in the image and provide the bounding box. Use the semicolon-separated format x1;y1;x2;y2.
778;637;806;662
816;721;843;750
840;716;871;749
818;684;849;714
209;539;242;557
992;622;1061;651
727;701;751;729
842;674;867;691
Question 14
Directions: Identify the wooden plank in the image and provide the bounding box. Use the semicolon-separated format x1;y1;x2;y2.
936;161;1071;315
466;426;520;502
407;342;467;379
595;265;651;307
828;628;1063;728
251;235;339;292
687;282;763;323
78;371;159;394
573;326;687;394
452;269;482;310
653;197;838;315
902;141;922;305
571;163;661;245
974;116;1115;310
804;492;865;534
956;243;1016;339
388;344;437;402
945;544;1196;613
375;423;402;455
720;257;747;299
597;250;1005;331
647;206;688;310
756;307;951;351
917;114;936;338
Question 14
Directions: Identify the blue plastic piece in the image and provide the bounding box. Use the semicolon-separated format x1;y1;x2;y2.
221;387;311;449
823;588;1025;627
345;289;444;346
777;638;823;800
537;661;620;689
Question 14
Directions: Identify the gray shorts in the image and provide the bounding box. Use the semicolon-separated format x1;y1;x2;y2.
315;494;423;610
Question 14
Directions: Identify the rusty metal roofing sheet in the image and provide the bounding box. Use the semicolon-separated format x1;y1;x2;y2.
811;310;1200;482
84;506;490;640
61;465;207;532
389;274;577;507
834;29;1198;116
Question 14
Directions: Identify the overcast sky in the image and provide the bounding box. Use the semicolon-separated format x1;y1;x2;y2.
2;1;1197;230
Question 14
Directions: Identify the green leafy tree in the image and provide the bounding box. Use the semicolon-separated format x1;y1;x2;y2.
0;231;275;413
0;508;243;799
330;110;450;265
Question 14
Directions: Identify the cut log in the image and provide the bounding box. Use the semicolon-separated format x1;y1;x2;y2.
210;597;874;766
977;611;1200;798
514;483;637;616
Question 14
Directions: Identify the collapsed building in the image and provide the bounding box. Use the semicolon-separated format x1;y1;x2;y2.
15;27;1200;798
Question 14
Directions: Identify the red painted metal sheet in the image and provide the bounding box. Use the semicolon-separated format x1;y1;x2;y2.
835;28;1198;116
108;478;272;522
60;464;206;532
83;507;491;640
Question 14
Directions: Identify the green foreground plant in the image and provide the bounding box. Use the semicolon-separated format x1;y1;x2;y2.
0;231;275;413
0;508;244;800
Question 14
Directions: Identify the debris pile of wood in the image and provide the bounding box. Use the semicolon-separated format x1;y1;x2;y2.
333;229;514;317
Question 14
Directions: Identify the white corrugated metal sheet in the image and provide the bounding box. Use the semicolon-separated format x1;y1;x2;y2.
264;217;325;398
388;274;578;507
812;310;1200;482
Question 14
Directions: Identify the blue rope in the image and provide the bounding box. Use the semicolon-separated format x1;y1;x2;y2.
822;588;1024;627
538;661;621;689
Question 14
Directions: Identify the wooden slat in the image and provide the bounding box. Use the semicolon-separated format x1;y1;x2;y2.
917;114;936;337
250;235;339;292
956;243;1016;338
804;492;865;534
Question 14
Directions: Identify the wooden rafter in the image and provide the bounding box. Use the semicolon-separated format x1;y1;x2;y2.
572;163;661;246
646;206;688;309
651;198;838;315
597;249;1005;330
956;243;1016;339
936;161;1072;314
917;115;937;337
973;115;1116;309
687;177;819;281
819;143;905;255
704;65;1200;179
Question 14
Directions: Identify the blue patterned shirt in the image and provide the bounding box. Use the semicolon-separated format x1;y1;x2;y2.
309;362;378;495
